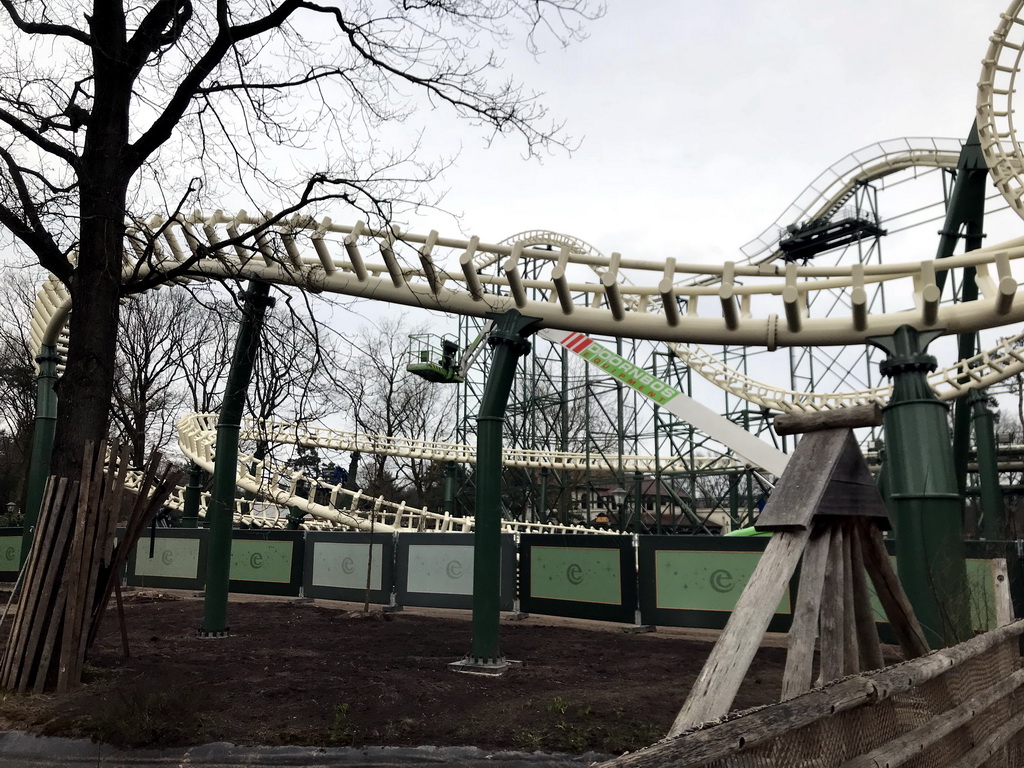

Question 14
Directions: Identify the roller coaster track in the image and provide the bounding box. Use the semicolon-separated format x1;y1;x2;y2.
173;413;603;534
218;415;738;474
27;0;1024;531
979;1;1024;221
737;138;963;265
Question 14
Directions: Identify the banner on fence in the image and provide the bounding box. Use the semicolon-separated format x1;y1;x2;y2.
395;532;516;610
519;534;637;623
303;532;394;604
126;528;208;590
0;529;21;580
638;536;794;632
228;530;304;597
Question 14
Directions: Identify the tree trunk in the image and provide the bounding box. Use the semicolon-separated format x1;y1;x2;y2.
50;23;134;481
51;218;124;481
51;157;129;480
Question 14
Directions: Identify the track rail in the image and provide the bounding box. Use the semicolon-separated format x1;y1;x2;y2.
175;412;608;534
26;0;1024;529
979;0;1024;221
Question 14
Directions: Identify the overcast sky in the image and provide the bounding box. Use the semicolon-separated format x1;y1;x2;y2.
400;0;1011;264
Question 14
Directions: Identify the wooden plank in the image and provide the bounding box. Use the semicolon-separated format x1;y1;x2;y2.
86;443;132;648
602;620;1024;768
89;459;182;650
817;524;846;686
812;432;891;526
839;667;1024;768
2;478;68;690
773;403;882;436
0;477;59;687
668;527;811;735
840;522;860;676
56;443;98;693
13;481;76;692
856;520;929;659
992;558;1013;628
755;430;848;531
67;440;106;686
849;522;884;671
32;587;67;695
781;523;831;700
944;701;1024;768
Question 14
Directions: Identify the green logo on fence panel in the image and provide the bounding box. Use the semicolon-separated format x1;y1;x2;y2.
406;544;475;595
312;542;383;590
0;537;19;571
134;538;200;580
230;541;292;583
655;551;790;613
531;547;621;604
709;569;734;593
566;563;584;585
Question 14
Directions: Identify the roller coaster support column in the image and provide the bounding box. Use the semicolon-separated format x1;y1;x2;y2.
21;344;60;561
444;461;457;516
970;390;1005;540
868;325;971;647
538;467;549;524
452;309;540;675
934;124;987;501
181;462;204;528
200;281;275;638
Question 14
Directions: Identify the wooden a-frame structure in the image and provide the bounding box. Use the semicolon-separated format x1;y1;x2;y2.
669;405;930;737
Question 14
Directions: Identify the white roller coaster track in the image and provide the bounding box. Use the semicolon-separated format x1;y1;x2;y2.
174;413;601;534
980;1;1024;219
26;0;1024;531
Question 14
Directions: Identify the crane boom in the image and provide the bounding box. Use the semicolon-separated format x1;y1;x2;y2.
537;329;790;477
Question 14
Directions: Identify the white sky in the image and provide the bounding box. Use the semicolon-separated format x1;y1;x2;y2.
399;0;1009;262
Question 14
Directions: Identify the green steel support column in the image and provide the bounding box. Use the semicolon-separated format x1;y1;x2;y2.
444;461;457;516
970;390;1005;540
200;281;275;638
181;462;204;528
453;310;539;675
933;124;987;502
344;452;361;489
538;467;549;523
285;505;306;530
21;344;60;561
728;474;740;528
633;470;643;534
867;325;971;647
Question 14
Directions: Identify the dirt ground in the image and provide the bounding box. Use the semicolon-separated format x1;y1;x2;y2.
0;589;796;756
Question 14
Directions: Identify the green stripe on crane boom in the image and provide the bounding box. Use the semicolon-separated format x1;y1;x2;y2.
537;329;790;477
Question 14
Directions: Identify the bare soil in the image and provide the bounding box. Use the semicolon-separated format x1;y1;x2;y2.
0;589;793;756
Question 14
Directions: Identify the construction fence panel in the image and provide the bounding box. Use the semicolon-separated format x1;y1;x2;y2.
518;533;637;624
393;532;516;611
302;531;394;605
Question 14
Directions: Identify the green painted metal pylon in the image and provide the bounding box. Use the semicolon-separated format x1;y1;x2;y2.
451;309;540;675
200;281;275;637
867;325;972;647
21;344;60;561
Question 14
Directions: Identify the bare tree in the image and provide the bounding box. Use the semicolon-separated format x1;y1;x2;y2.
109;281;346;470
0;0;599;479
111;289;195;466
0;270;39;512
341;316;456;504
